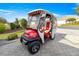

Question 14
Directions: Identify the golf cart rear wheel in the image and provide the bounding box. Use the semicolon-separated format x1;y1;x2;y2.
28;41;40;54
51;34;55;40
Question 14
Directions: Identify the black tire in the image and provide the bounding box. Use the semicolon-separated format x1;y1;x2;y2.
28;41;40;54
51;34;55;40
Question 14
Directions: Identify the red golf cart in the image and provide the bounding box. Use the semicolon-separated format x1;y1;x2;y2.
20;9;57;54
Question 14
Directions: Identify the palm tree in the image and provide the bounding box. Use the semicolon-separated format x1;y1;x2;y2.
19;18;27;29
14;18;20;28
75;6;79;15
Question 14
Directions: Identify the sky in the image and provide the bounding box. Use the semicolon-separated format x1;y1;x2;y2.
0;3;78;22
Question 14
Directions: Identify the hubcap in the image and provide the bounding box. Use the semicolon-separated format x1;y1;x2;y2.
32;45;39;52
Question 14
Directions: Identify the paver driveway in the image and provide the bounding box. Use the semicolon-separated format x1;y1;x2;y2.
0;28;79;56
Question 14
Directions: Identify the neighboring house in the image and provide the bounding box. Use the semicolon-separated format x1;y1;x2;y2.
57;20;66;26
57;15;79;26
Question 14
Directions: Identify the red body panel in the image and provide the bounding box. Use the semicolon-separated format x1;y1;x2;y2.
23;29;38;39
44;21;51;38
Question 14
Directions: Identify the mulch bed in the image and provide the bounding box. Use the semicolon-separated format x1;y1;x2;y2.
0;28;22;34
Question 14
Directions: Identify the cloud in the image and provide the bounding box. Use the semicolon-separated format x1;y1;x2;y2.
0;9;14;13
0;9;15;15
53;13;63;18
64;14;79;18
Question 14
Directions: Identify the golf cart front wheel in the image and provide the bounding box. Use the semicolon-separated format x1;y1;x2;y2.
28;41;40;54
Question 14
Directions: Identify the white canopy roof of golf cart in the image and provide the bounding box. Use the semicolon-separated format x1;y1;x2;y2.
28;9;52;16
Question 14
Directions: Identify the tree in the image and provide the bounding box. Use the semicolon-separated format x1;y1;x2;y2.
0;17;7;23
19;18;27;29
66;18;76;23
0;23;6;33
14;18;20;28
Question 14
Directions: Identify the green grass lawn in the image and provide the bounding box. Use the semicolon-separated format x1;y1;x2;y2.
0;30;24;40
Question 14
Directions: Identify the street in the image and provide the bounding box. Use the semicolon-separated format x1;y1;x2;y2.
0;28;79;56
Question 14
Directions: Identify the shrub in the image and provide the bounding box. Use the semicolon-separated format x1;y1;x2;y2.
0;23;6;33
7;33;18;40
5;23;11;30
10;23;16;30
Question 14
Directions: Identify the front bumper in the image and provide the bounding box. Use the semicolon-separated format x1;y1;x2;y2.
20;36;39;45
20;36;28;45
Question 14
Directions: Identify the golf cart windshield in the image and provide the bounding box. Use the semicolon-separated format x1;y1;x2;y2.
28;15;40;29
